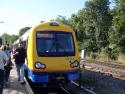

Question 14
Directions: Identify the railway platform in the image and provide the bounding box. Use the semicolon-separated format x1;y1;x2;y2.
3;67;28;94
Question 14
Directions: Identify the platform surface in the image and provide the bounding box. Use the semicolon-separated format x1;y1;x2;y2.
3;67;28;94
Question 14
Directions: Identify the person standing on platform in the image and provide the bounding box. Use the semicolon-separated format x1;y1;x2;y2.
13;42;26;84
0;45;9;94
4;45;13;85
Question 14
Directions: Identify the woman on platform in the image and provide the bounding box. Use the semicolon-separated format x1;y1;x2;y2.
0;45;9;94
4;45;13;84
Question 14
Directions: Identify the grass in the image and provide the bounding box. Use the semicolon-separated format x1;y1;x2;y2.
85;54;125;67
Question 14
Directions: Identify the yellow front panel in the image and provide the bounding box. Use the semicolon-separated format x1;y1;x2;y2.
27;21;80;72
33;56;79;72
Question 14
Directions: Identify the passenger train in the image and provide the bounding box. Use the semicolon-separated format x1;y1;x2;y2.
13;21;80;84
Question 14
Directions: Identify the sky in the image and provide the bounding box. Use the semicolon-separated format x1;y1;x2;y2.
0;0;86;36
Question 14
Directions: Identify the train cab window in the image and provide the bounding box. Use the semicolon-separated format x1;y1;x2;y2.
36;31;75;56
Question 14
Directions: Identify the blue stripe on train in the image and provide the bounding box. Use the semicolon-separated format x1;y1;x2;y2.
27;69;80;83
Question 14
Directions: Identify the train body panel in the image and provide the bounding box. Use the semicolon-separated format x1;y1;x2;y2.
27;69;80;83
28;56;79;71
17;21;80;83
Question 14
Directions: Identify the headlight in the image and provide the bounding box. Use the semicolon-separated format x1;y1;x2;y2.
70;60;79;68
35;61;46;69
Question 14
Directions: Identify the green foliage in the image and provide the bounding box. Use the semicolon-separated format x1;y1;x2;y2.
53;0;125;60
110;0;125;54
19;27;31;37
55;15;71;26
1;33;11;44
0;33;18;45
70;0;111;53
10;34;18;44
105;46;120;60
90;52;98;59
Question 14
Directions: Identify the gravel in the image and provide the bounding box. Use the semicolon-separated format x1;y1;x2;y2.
80;61;125;94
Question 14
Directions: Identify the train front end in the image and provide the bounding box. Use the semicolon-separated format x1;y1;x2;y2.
27;22;80;83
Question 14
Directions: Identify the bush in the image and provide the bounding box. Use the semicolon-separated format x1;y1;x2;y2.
90;52;98;59
104;46;120;60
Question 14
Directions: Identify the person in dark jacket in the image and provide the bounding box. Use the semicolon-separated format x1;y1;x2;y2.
13;42;26;84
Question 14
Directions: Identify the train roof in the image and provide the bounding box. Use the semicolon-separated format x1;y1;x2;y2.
13;30;30;45
31;21;73;32
13;21;74;45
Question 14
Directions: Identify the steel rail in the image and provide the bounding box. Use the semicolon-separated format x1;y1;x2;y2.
71;81;96;94
60;85;72;94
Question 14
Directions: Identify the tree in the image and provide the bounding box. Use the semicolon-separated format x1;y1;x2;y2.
54;15;72;26
86;0;111;50
70;13;86;42
0;33;11;44
110;0;125;54
0;33;18;45
19;27;31;37
10;34;18;44
70;0;111;54
0;33;18;44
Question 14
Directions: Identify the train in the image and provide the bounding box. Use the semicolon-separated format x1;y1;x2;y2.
13;21;81;84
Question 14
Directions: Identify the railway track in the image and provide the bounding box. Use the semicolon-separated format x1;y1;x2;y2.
24;74;97;94
60;86;72;94
71;81;96;94
60;81;96;94
25;75;68;94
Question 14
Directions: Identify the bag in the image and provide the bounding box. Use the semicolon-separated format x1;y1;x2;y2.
4;60;13;70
